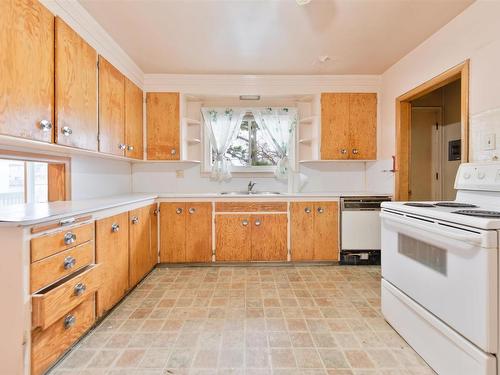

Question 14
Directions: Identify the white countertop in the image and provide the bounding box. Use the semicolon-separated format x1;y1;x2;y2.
0;191;391;226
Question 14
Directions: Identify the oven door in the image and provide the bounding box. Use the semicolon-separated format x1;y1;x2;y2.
381;210;498;353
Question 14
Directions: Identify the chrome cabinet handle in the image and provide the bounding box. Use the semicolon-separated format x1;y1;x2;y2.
118;143;126;150
153;209;159;215
176;208;183;214
255;219;262;227
63;232;76;245
170;148;177;155
317;207;324;214
241;219;249;226
64;314;76;329
188;207;196;214
352;149;359;155
131;216;139;224
40;119;52;131
111;223;120;232
304;207;311;214
340;149;347;154
74;283;86;296
127;145;134;151
63;256;76;270
61;126;72;136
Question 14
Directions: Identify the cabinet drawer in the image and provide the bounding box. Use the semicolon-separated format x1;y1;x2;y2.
31;223;94;262
31;241;94;293
32;264;101;329
215;202;287;212
31;296;95;375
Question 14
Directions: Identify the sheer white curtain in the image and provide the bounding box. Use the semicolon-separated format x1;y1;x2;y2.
252;107;297;179
201;108;245;182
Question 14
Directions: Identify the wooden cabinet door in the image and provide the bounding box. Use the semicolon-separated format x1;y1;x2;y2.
146;92;180;160
125;78;143;159
185;202;212;262
159;202;186;262
321;93;350;160
149;204;159;269
129;206;152;287
0;0;54;142
251;214;287;261
313;202;339;260
54;18;97;151
349;93;377;160
98;56;125;156
290;202;315;261
95;212;129;317
215;215;251;261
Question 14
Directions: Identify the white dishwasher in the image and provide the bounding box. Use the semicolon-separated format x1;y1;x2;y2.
340;196;392;265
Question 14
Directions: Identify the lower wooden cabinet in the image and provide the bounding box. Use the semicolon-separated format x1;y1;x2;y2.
95;212;129;317
159;202;212;262
129;204;157;287
291;201;339;261
31;296;95;375
216;214;287;262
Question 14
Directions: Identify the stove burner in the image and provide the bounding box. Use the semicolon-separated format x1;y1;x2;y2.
434;202;478;208
453;210;500;218
403;202;435;208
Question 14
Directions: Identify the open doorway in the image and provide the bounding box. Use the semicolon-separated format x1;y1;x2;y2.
395;60;469;201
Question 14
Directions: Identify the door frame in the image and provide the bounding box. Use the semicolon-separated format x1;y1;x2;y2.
395;60;469;201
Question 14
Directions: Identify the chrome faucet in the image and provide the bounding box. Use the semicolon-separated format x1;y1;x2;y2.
248;180;256;193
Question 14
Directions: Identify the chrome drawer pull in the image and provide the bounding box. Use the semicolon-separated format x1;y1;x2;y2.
317;207;324;214
64;232;76;245
39;119;52;132
170;148;177;155
188;207;196;214
62;126;73;136
255;219;262;227
176;208;183;214
111;223;120;232
118;143;126;150
352;149;359;155
304;207;311;214
131;216;139;224
241;219;249;226
59;217;76;227
63;256;76;270
64;314;76;329
74;283;87;296
340;149;347;154
127;145;134;151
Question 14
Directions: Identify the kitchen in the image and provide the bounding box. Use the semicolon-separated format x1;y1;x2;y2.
1;0;500;374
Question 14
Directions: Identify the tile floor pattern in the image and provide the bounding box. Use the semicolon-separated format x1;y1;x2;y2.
50;266;435;375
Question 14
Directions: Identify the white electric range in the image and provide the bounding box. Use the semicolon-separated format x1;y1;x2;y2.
381;162;500;375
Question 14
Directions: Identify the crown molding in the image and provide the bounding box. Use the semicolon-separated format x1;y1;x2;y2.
143;74;382;95
41;0;144;88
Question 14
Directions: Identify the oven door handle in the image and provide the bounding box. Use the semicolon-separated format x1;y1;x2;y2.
380;212;483;247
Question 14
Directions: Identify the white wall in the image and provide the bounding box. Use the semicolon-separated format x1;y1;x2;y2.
380;0;500;162
71;156;132;200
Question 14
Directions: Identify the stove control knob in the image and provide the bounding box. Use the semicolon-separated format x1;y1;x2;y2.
477;171;486;180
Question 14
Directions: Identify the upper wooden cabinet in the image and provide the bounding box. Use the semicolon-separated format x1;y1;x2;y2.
321;93;377;160
0;0;54;142
98;56;125;156
159;202;212;262
54;18;98;151
291;201;339;261
124;78;144;159
146;92;180;160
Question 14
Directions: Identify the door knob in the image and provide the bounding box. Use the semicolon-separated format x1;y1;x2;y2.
74;283;87;296
111;223;120;232
61;126;72;136
317;207;324;214
241;219;249;226
64;314;76;329
170;148;177;155
131;216;139;224
254;219;262;226
340;149;347;155
118;143;126;150
176;207;183;214
63;232;76;245
63;256;76;270
352;149;359;155
39;119;52;132
304;207;311;214
127;145;134;151
188;207;196;214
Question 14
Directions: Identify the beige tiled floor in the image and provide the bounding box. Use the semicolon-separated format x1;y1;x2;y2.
49;266;435;375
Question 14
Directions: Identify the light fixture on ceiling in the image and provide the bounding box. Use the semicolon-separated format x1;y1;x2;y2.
239;95;261;101
296;0;312;5
318;55;331;63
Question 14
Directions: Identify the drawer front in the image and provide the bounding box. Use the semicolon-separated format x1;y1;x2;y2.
215;202;287;212
32;264;101;329
31;223;94;262
31;241;94;293
31;296;95;375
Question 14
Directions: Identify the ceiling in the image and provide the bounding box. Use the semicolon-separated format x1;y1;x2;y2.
79;0;474;75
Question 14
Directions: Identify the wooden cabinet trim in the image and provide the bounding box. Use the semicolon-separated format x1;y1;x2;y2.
215;202;287;212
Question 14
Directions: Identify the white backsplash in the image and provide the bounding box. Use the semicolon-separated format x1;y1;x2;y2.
470;108;500;162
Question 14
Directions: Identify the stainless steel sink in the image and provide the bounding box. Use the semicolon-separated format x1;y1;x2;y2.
219;191;282;195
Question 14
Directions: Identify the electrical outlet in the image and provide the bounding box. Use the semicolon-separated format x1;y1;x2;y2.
176;170;184;178
482;133;497;150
